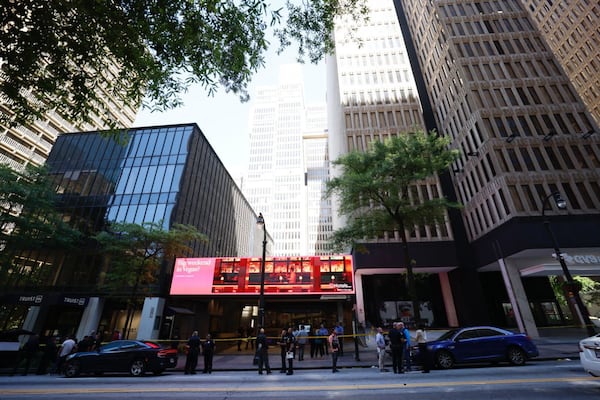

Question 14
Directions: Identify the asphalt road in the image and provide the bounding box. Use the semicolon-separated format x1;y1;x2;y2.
1;360;599;400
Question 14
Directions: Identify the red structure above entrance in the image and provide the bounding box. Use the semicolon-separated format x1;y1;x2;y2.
170;255;354;295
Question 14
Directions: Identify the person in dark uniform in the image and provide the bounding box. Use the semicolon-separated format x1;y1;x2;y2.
11;334;39;376
184;330;201;374
36;335;57;375
202;333;216;374
388;322;404;374
283;327;296;375
277;329;287;373
256;328;271;375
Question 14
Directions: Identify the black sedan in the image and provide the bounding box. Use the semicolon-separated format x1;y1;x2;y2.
427;326;539;369
64;340;178;377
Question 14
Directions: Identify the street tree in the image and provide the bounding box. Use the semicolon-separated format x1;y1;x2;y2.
325;130;460;323
94;220;208;338
1;0;368;128
0;163;82;287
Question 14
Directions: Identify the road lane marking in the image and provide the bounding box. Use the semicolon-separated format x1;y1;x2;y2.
2;376;598;395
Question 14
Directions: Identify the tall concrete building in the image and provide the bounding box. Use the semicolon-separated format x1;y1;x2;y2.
0;66;138;171
523;0;600;126
245;65;332;256
328;0;600;335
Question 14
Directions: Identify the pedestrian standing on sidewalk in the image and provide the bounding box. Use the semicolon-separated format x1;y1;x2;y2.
256;328;272;375
11;333;40;376
278;328;287;373
415;325;430;373
388;322;404;374
399;322;411;372
334;322;344;356
283;327;296;375
375;327;388;372
36;335;57;375
184;330;201;374
296;325;308;361
328;328;340;373
202;333;216;374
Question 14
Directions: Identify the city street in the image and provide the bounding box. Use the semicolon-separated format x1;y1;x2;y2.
1;360;599;400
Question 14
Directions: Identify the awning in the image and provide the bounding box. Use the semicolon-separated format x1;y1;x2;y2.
165;306;195;316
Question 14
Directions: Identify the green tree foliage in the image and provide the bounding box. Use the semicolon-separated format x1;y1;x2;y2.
1;0;368;128
0;164;82;284
550;276;600;314
94;220;208;338
94;221;208;296
325;131;460;322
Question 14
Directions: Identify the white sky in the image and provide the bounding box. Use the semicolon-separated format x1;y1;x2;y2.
133;46;326;182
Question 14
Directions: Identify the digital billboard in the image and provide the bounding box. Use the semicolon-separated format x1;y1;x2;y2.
170;255;354;296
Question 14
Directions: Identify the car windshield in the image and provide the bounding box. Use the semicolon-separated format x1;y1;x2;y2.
436;329;461;341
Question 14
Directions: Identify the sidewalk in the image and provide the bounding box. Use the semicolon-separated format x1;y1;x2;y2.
178;328;584;372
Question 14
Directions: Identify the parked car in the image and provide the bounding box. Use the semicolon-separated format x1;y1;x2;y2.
579;333;600;377
64;339;178;377
426;326;539;369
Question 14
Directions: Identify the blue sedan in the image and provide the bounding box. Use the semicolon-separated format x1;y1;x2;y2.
427;326;539;369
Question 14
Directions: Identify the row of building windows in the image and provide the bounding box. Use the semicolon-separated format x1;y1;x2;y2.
345;108;423;131
464;177;600;240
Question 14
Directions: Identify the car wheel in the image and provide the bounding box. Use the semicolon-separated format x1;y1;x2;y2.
130;359;146;376
507;346;526;366
64;361;81;377
153;369;165;376
435;350;455;369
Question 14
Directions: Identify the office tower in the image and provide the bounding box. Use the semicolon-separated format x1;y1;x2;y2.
0;68;137;171
328;0;600;334
245;65;331;256
523;0;600;126
327;0;458;327
392;0;600;335
303;104;333;255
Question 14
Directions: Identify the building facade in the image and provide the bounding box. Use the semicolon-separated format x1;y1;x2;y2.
328;0;600;335
0;66;138;172
0;124;264;341
244;65;333;256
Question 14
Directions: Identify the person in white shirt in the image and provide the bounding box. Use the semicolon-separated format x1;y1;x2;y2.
375;327;388;372
415;325;430;373
57;335;77;374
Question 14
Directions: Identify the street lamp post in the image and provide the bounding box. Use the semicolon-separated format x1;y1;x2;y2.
542;192;595;335
256;213;267;329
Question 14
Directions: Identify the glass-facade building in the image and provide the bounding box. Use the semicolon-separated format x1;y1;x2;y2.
1;124;263;340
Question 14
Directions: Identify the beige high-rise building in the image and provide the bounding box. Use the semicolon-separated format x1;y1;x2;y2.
328;0;600;335
523;0;600;126
0;66;137;171
245;65;332;256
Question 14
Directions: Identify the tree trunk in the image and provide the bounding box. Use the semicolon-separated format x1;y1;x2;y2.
399;225;421;326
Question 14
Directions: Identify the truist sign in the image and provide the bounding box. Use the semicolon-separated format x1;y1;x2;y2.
17;295;44;305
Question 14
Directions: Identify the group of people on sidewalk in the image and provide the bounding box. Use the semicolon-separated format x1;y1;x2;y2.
183;331;216;374
376;322;431;374
10;331;103;376
253;322;345;376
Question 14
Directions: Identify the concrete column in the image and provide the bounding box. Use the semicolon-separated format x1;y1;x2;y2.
137;297;165;340
21;306;41;333
76;297;104;340
353;271;366;326
499;258;539;338
439;272;459;327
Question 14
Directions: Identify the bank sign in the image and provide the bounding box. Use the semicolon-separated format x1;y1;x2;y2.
170;255;354;296
1;294;88;307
